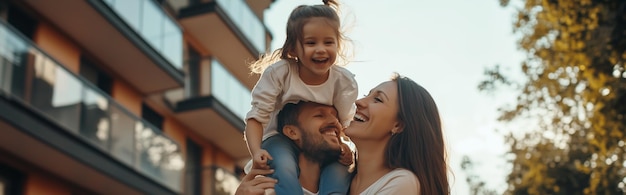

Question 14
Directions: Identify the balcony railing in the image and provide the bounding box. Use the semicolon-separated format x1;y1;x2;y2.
215;0;266;53
0;21;183;192
101;0;183;69
211;59;251;121
211;166;241;195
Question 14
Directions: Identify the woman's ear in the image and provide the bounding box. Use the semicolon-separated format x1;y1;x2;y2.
391;121;405;134
282;125;301;141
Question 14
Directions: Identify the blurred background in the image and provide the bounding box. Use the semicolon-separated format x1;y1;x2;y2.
0;0;623;194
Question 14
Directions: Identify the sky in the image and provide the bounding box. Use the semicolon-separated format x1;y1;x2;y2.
264;0;525;194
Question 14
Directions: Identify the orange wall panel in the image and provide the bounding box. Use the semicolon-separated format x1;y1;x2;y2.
202;145;214;167
111;80;142;115
214;151;234;172
24;173;71;195
163;118;187;153
33;23;80;73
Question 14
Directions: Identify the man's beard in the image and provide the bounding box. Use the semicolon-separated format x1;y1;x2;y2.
300;130;341;166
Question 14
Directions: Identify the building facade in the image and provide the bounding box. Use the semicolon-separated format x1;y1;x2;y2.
0;0;273;194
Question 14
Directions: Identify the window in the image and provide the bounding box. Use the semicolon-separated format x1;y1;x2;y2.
141;103;163;130
79;56;112;95
185;139;202;195
0;163;25;195
186;47;200;97
0;0;7;20
6;1;37;39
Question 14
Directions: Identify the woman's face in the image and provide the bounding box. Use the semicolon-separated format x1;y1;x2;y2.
345;81;401;141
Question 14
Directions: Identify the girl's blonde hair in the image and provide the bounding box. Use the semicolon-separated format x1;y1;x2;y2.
250;0;351;74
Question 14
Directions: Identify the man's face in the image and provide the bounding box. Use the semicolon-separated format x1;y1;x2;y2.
296;102;342;163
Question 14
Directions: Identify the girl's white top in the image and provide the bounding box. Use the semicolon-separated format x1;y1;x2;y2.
358;168;420;195
246;59;358;140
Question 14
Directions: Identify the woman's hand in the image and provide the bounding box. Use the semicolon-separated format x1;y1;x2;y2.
338;142;354;166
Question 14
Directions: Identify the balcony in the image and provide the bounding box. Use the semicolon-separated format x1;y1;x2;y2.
209;166;241;194
178;0;268;89
21;0;184;94
0;21;183;194
157;58;251;164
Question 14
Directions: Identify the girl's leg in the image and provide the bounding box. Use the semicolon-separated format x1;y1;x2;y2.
319;162;351;195
262;134;303;195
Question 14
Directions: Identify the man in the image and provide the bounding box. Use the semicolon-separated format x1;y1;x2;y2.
236;101;352;195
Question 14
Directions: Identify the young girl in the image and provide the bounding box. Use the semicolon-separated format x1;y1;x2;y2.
245;0;357;194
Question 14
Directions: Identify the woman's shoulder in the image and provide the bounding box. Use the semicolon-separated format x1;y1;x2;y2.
382;169;420;192
387;168;418;181
363;168;420;195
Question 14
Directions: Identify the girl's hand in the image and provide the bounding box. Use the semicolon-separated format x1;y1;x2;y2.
253;149;273;169
338;142;354;166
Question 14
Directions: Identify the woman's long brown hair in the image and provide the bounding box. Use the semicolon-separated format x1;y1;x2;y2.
386;73;450;195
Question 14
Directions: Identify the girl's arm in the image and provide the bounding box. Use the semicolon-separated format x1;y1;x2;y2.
245;119;271;169
245;62;287;167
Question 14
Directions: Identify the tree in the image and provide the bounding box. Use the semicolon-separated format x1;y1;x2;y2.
461;156;499;195
480;0;626;194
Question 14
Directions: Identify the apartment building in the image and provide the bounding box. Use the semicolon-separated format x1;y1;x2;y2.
0;0;273;194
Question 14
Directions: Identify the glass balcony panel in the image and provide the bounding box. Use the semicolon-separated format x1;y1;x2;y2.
80;88;111;148
141;0;164;50
162;19;183;68
0;25;30;98
113;0;142;32
215;0;265;53
0;21;183;192
103;0;115;6
240;87;252;120
102;0;183;69
110;105;135;166
211;59;251;120
31;54;83;133
213;167;240;195
135;123;183;190
0;24;29;66
0;56;7;92
211;59;228;99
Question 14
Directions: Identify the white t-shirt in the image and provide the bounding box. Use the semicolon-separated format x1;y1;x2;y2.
246;59;358;140
357;169;420;195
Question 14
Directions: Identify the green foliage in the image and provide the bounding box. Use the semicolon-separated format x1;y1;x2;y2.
481;0;626;194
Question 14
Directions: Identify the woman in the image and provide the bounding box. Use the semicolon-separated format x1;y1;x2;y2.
237;74;450;195
346;74;449;195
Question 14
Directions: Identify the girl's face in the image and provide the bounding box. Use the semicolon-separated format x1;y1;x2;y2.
345;81;401;142
294;17;338;83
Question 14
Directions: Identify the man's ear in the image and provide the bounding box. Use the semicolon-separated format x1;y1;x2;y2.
282;125;301;141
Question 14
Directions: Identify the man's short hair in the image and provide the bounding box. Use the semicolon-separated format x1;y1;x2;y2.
276;101;302;135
